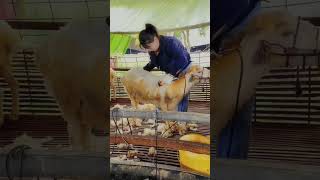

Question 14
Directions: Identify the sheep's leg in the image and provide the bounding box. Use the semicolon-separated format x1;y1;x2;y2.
70;122;104;180
1;66;19;121
67;121;94;152
67;100;94;151
129;99;140;124
130;99;138;109
80;123;93;151
112;83;117;100
67;118;85;151
111;83;114;100
114;85;117;100
74;99;99;152
70;125;104;180
110;81;114;100
160;103;168;112
160;100;174;122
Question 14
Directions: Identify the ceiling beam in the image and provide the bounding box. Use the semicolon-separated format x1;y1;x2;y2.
6;21;66;30
5;17;320;31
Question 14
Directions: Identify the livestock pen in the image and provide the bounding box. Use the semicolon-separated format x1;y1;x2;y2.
0;0;212;179
109;0;212;178
109;52;211;177
211;1;320;179
246;1;320;167
0;0;320;180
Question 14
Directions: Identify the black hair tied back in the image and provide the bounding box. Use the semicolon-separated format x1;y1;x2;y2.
145;23;158;36
139;23;159;49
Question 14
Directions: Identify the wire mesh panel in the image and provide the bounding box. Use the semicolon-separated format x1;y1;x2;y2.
113;52;210;69
1;51;62;117
0;50;67;147
245;13;320;167
253;66;320;125
248;122;320;166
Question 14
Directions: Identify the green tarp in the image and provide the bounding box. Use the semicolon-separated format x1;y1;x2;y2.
110;34;132;56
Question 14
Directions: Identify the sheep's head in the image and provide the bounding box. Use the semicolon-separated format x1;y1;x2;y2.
186;65;210;83
243;10;301;70
244;9;296;38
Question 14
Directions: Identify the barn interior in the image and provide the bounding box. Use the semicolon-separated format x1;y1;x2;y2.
109;0;211;178
0;0;320;180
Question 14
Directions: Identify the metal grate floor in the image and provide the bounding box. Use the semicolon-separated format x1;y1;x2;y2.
110;145;181;167
111;99;210;114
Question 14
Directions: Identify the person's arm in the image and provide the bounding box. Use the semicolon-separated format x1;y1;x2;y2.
143;53;156;71
166;38;191;77
143;61;156;71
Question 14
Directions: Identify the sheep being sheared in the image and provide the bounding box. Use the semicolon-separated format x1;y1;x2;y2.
122;65;210;111
213;9;320;137
0;21;20;126
35;20;108;151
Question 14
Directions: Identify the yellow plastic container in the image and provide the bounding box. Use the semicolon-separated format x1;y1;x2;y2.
179;133;210;176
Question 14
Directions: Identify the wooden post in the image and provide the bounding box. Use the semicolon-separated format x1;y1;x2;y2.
110;159;208;180
110;108;210;123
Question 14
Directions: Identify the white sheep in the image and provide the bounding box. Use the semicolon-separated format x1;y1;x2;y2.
122;65;210;111
34;19;108;151
0;21;20;126
213;9;320;137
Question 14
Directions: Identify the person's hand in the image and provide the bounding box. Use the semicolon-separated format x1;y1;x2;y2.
158;80;164;86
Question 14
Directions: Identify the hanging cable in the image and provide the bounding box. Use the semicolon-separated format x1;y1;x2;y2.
48;0;55;22
227;49;244;157
11;0;23;40
84;0;90;20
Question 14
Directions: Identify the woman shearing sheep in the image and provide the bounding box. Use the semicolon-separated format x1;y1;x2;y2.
138;24;192;112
